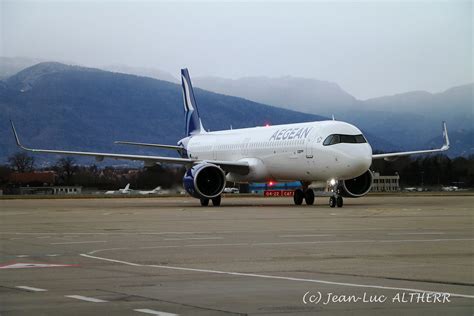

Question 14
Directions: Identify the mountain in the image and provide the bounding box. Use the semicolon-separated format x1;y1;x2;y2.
1;62;345;164
101;64;178;83
194;76;356;115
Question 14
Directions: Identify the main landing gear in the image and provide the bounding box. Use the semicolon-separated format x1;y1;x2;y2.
293;188;315;205
200;195;221;207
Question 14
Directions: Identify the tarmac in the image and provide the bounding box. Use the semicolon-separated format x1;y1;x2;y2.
0;194;473;315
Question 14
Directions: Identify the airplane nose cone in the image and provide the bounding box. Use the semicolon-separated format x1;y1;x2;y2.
341;144;372;178
355;153;372;172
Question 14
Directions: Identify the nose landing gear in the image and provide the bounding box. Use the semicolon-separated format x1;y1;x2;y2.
329;195;343;208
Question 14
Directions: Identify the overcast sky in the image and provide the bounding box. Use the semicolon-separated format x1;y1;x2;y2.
1;0;472;99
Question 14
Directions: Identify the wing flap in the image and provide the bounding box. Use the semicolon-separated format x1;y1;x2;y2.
114;141;183;150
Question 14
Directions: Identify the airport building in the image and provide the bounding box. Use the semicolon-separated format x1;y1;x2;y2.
371;172;400;192
19;186;82;195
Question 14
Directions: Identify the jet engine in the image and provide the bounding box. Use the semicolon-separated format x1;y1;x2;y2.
338;170;373;198
183;163;226;199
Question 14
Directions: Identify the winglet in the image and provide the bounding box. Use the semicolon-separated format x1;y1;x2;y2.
10;120;25;149
441;121;450;150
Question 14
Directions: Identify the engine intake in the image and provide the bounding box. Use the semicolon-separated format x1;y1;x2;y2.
183;163;226;199
338;170;373;198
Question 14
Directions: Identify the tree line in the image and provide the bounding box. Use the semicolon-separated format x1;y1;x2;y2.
371;154;474;187
1;152;473;189
1;152;185;190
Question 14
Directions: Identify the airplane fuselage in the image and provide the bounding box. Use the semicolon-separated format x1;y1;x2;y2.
183;120;372;183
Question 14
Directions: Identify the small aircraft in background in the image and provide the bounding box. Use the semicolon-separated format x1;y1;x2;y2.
138;186;163;195
105;184;164;195
105;183;132;195
441;185;459;192
404;187;421;192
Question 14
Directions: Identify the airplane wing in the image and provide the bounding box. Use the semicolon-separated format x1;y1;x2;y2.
10;121;249;175
114;141;183;151
372;122;450;161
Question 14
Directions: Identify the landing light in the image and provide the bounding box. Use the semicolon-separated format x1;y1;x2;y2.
329;179;336;186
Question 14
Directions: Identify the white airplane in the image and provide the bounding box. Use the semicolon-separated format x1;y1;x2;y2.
441;186;459;192
105;183;132;195
10;68;450;207
138;186;162;195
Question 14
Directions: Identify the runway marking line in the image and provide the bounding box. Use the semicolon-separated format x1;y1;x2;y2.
134;309;179;316
51;241;107;245
252;238;474;247
164;237;223;241
16;286;47;292
0;263;77;269
65;295;107;303
279;234;333;238
387;232;446;235
80;250;474;300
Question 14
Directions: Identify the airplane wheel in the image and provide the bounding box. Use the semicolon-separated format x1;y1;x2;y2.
200;198;209;206
212;195;221;207
336;196;343;208
304;189;315;205
329;196;336;208
294;189;304;205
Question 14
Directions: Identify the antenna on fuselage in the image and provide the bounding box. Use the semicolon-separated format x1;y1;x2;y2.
332;114;336;121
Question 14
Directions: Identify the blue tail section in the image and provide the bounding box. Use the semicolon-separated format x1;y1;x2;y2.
181;68;203;136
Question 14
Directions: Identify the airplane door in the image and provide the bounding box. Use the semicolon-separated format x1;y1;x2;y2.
212;137;218;160
306;138;313;158
241;137;251;157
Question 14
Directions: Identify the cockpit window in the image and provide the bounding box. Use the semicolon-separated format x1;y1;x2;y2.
323;134;367;146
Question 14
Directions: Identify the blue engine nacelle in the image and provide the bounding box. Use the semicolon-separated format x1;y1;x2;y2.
183;163;226;199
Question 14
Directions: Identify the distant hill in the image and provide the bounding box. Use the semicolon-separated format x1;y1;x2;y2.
194;76;356;115
2;62;358;165
101;64;179;83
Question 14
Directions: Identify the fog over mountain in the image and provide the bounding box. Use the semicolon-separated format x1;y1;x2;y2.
3;1;471;99
194;76;357;114
102;64;178;83
0;57;44;79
